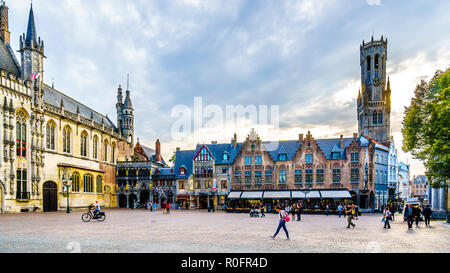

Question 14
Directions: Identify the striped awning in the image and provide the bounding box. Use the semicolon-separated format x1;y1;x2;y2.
241;191;263;199
320;190;352;199
228;191;242;199
291;191;321;199
262;191;291;199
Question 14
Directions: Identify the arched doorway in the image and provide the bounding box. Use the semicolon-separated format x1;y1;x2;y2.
140;189;150;206
129;194;137;209
119;194;127;208
43;181;58;212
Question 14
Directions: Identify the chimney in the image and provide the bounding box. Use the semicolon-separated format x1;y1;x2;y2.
340;135;344;149
176;147;180;151
353;133;358;139
211;141;217;144
299;134;304;142
0;2;10;45
232;133;237;149
155;139;161;162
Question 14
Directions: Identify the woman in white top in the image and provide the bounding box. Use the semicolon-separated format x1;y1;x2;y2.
272;206;290;240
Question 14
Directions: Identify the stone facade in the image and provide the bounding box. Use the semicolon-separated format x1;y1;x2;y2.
0;2;134;213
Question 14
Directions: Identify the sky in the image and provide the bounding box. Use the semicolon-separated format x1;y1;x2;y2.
6;0;450;176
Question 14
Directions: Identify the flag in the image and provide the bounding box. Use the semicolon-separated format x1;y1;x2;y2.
31;72;40;80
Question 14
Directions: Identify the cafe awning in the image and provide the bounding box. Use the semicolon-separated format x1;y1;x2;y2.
262;191;291;199
291;191;321;199
320;190;352;199
227;191;242;199
240;191;263;199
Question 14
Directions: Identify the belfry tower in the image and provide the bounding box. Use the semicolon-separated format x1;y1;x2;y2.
116;76;134;146
357;36;391;142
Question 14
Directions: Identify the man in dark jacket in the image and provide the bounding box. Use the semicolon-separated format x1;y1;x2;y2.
422;205;432;227
404;204;414;230
413;205;422;227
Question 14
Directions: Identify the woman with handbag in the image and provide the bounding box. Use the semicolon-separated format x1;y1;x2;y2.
272;205;290;240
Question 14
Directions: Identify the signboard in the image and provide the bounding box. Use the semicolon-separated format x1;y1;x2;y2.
213;178;217;191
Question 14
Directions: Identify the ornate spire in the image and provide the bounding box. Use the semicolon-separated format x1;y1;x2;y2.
25;3;37;47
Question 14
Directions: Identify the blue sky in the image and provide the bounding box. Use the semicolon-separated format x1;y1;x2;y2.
6;0;450;175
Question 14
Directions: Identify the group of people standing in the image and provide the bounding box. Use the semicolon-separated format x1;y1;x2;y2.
145;201;171;214
403;203;433;230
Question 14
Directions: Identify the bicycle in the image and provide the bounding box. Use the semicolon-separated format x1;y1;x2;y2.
81;205;106;222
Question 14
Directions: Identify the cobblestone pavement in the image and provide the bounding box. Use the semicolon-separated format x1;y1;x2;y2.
0;209;448;253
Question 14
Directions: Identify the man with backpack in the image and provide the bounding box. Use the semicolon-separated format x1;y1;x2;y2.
272;205;290;240
346;205;355;228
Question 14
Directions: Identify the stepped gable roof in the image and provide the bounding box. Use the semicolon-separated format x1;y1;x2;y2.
42;84;118;131
0;40;21;76
174;150;196;179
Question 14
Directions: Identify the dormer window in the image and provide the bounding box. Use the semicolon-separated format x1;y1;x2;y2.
180;168;186;175
331;152;340;160
223;153;229;161
278;154;287;161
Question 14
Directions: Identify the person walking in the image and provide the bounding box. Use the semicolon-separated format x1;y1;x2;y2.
354;205;359;220
166;202;171;214
390;204;396;221
162;201;166;214
346;205;355;228
337;204;343;218
404;204;414;230
291;204;297;221
272;206;290;240
383;207;391;229
422;204;432;227
296;203;302;221
413;205;422;227
261;203;266;218
325;205;330;216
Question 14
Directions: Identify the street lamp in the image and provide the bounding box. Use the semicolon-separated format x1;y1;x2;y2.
62;169;73;214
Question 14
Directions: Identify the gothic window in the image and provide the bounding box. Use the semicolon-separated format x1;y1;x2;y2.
373;111;378;125
83;174;93;193
104;140;108;162
63;126;71;154
305;153;313;163
278;170;286;184
245;171;252;184
96;176;103;193
46;121;56;151
93;135;98;159
377;111;383;125
255;171;262;184
16;111;27;158
80;131;88;157
16;169;27;199
111;142;116;163
366;56;371;71
71;172;80;192
375;54;379;70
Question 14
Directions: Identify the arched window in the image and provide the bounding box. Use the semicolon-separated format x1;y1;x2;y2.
93;135;98;159
378;111;383;125
46;121;56;150
111;142;116;163
374;54;379;70
366;56;371;71
373;111;378;125
71;172;80;192
103;140;108;162
96;176;103;193
63;126;71;153
80;131;88;157
223;152;229;161
16;111;27;158
83;174;93;193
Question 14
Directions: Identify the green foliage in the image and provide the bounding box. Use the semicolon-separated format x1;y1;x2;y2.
169;150;176;163
402;68;450;188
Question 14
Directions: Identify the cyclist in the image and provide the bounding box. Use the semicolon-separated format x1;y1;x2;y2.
93;200;101;218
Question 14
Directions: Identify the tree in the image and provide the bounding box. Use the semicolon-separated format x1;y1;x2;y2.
402;67;450;188
169;150;176;164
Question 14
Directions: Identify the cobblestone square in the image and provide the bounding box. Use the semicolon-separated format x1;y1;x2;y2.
0;209;448;253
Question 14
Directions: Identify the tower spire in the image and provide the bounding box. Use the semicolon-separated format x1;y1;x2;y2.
25;2;37;47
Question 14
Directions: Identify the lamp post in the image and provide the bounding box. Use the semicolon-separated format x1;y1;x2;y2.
62;169;72;214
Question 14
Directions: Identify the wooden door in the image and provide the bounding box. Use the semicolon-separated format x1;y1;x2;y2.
43;181;58;212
